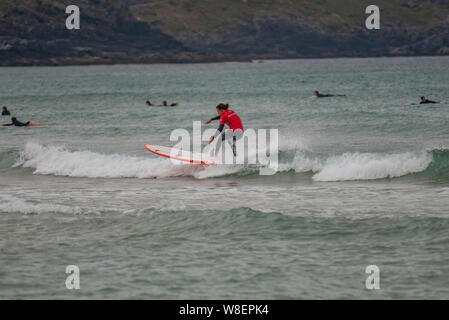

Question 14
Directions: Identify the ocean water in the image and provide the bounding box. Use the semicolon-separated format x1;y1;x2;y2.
0;57;448;299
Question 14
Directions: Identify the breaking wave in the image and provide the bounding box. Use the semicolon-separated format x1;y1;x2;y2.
10;142;449;182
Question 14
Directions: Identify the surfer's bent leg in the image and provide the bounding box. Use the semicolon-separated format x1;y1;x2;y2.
231;130;244;156
213;131;227;157
214;130;244;158
224;130;243;157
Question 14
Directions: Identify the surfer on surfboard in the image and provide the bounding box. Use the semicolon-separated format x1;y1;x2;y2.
314;90;346;98
1;117;45;127
420;96;440;104
205;103;244;157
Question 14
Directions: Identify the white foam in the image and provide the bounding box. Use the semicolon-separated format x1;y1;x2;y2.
15;142;241;179
14;143;434;182
194;164;246;179
312;151;432;182
0;195;84;215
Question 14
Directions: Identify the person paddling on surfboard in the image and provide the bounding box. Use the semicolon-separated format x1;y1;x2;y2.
420;96;440;104
1;117;41;127
205;103;244;157
314;90;346;98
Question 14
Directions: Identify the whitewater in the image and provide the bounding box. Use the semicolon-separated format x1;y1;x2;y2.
12;141;446;181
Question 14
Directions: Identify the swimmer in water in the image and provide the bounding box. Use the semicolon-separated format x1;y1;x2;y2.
2;106;10;116
314;90;346;98
146;100;153;106
420;96;440;104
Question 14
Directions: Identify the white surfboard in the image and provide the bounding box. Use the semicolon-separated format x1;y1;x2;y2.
144;144;219;165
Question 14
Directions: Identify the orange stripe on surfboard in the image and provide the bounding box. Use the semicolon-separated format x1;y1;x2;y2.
144;144;216;165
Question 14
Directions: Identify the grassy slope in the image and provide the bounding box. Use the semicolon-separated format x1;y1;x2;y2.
0;0;448;65
2;0;448;38
130;0;449;37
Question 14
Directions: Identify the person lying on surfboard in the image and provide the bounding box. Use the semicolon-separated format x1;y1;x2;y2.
205;103;244;157
313;90;346;98
1;117;42;127
420;96;440;104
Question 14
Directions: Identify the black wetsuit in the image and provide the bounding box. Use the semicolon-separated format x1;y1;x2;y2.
316;93;346;98
3;120;30;127
209;115;242;156
2;111;10;116
420;99;437;104
210;115;225;137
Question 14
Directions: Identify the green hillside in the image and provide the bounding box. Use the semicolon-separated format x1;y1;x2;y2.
130;0;449;35
0;0;448;65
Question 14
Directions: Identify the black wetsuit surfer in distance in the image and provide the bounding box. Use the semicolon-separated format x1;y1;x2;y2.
2;106;10;116
420;96;440;104
2;117;30;127
314;90;346;98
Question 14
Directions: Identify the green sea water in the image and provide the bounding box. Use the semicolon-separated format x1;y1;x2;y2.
0;56;449;299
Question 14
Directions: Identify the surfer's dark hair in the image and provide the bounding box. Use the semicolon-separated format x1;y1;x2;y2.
216;103;229;110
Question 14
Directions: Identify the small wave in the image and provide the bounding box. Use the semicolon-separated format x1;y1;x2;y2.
0;196;84;215
14;142;242;179
12;142;449;182
312;151;433;181
280;148;448;182
0;194;279;221
423;148;449;181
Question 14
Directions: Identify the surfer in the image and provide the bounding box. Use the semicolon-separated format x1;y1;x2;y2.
146;100;153;106
314;90;346;98
205;103;244;157
2;117;31;127
2;106;10;116
160;100;178;107
420;96;440;104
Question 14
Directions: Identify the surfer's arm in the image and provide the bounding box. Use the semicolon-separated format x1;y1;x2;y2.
209;124;225;143
204;115;220;125
2;123;13;126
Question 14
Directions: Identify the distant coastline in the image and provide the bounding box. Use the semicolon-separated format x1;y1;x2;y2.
1;52;448;67
1;0;448;67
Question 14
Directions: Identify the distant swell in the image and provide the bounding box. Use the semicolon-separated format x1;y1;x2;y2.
12;142;449;181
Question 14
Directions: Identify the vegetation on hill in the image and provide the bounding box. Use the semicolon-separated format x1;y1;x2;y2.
1;0;448;65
